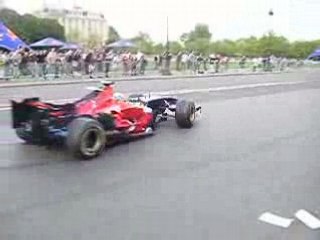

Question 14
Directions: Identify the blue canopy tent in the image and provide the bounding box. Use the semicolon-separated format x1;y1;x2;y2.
307;48;320;60
29;37;65;48
107;39;136;48
60;42;81;50
0;21;28;51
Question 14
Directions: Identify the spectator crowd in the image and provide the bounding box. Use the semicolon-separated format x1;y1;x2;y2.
0;46;304;80
0;47;149;79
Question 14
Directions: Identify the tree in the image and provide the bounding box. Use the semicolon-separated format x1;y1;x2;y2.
131;32;155;54
181;23;212;42
153;43;165;54
169;41;184;54
257;31;290;57
0;8;65;43
106;26;120;44
211;40;237;56
180;24;212;54
236;37;260;57
288;40;320;59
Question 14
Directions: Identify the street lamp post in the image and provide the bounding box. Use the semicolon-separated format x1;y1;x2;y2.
162;16;172;75
266;8;274;71
269;9;274;17
166;16;169;52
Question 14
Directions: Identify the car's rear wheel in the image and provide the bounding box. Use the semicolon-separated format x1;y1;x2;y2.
15;127;34;144
175;100;196;128
66;117;106;160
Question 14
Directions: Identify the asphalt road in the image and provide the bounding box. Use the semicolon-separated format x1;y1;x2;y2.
0;69;316;106
1;70;320;240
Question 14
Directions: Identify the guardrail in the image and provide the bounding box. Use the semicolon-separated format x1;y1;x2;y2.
0;59;305;81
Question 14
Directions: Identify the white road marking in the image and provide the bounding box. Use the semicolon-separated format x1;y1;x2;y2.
152;81;303;96
258;212;294;228
295;209;320;229
0;80;307;111
0;140;24;145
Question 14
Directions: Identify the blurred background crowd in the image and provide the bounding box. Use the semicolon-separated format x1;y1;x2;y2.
0;46;304;81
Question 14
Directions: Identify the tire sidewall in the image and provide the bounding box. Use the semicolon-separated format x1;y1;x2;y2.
175;100;196;128
67;117;106;160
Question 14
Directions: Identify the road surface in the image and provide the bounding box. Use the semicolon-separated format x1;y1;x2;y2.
1;69;320;240
0;69;313;106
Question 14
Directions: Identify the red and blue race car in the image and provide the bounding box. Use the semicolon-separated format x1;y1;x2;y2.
11;81;201;160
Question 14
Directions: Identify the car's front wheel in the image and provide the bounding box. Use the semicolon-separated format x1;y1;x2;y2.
66;117;106;160
175;100;196;128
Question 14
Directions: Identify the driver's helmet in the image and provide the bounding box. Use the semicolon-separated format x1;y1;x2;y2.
114;92;125;101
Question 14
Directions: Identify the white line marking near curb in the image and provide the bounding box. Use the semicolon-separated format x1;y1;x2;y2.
258;212;294;228
46;98;79;104
152;81;304;96
0;80;307;111
295;209;320;229
0;140;24;145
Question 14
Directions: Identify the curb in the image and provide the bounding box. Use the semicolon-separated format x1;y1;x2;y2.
0;71;284;89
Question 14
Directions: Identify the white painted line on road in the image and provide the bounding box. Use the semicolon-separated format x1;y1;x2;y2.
295;209;320;229
46;98;79;104
0;140;24;145
153;81;304;96
258;212;294;228
0;80;306;111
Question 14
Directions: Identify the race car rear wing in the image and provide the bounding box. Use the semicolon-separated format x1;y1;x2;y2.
11;99;39;129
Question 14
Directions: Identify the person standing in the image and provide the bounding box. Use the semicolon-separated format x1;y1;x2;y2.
104;49;114;78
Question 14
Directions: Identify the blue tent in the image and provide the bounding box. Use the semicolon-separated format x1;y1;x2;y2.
307;48;320;60
107;39;136;48
30;37;65;48
60;42;81;50
0;21;27;51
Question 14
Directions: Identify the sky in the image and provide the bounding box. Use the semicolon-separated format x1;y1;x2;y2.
3;0;320;43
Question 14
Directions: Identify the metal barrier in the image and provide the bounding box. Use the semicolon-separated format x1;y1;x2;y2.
0;58;305;81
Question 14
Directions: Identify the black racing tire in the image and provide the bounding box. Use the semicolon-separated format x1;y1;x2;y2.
66;117;106;160
175;100;196;129
15;127;34;144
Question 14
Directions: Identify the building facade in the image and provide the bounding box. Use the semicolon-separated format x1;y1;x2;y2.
34;6;108;46
0;0;5;9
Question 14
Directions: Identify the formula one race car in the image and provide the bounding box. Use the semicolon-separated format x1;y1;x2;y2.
11;81;201;160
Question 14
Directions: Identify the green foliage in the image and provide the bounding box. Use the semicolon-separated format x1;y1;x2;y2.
209;33;318;59
211;40;238;56
181;24;212;54
181;23;212;42
153;43;165;54
0;8;65;43
169;41;183;54
131;32;155;54
236;37;260;57
288;40;320;59
106;26;120;44
257;31;290;57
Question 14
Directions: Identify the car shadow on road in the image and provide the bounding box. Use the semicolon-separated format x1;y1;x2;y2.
0;131;162;169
